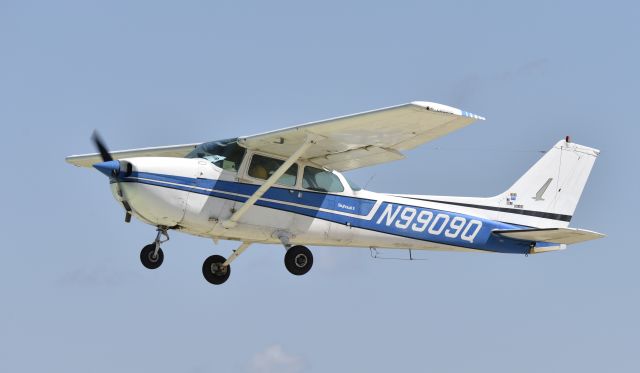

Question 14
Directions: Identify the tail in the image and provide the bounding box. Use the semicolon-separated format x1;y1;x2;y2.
400;138;601;230
499;137;599;228
397;137;602;250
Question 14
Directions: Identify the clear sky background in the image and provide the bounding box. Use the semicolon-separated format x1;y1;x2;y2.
1;1;638;372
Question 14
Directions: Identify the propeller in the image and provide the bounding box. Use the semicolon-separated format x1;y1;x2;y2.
91;130;133;223
91;131;114;162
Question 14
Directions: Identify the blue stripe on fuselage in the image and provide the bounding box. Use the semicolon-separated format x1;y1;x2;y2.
121;171;552;254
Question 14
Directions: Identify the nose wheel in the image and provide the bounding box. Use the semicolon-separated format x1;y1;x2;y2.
284;245;313;276
140;244;164;269
140;227;169;270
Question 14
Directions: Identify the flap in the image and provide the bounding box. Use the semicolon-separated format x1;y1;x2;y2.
308;146;404;171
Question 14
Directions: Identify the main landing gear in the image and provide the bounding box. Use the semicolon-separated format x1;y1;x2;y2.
277;232;313;276
202;255;230;284
284;245;313;276
200;243;314;285
140;228;169;269
202;241;250;285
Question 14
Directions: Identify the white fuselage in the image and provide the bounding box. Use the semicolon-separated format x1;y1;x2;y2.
111;156;553;255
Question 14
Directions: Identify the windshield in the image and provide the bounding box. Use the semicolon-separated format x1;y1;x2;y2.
185;138;246;172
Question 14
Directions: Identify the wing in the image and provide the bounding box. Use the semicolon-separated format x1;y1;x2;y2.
66;143;201;167
238;101;485;171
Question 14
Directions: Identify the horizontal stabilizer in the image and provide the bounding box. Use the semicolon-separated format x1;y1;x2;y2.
493;227;605;244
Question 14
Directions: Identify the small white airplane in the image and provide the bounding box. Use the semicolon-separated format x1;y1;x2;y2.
66;101;604;285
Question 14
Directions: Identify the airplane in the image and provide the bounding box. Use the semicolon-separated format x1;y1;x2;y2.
66;101;604;285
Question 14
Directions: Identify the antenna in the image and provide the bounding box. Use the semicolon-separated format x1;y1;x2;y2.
364;173;376;189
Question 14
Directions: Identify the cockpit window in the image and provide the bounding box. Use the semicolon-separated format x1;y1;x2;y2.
248;154;298;187
302;166;344;193
185;138;246;172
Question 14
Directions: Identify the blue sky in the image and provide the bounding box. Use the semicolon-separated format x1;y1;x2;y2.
1;1;638;372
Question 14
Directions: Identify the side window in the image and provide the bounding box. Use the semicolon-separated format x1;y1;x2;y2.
302;166;344;193
248;154;298;187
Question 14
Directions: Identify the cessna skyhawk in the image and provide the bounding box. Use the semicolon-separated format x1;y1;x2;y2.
66;101;604;285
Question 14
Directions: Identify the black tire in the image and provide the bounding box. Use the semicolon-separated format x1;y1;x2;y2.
284;245;313;276
140;243;164;269
202;255;230;285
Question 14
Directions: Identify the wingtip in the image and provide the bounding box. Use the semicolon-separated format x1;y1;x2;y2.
65;156;79;166
458;109;486;121
410;101;485;121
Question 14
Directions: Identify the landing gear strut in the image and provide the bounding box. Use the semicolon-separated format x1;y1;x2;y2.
284;245;313;276
140;228;169;269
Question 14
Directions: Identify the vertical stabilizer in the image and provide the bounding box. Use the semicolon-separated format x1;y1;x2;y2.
499;138;599;227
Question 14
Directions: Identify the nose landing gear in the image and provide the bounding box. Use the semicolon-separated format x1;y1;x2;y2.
140;228;169;269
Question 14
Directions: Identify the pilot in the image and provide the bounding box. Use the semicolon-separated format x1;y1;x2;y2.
249;162;269;180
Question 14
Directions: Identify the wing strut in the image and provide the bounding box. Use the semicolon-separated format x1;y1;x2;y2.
222;134;321;229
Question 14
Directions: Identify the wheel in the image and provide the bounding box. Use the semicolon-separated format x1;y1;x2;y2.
202;255;230;285
284;245;313;276
140;243;164;269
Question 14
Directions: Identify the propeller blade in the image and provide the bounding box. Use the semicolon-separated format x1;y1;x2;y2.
91;131;113;162
90;131;133;222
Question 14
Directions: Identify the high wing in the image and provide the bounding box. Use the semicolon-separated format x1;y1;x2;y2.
238;101;485;171
66;101;483;170
66;143;201;167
